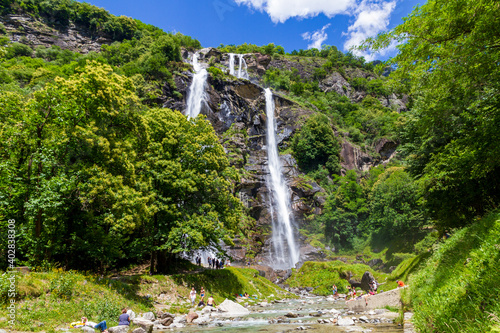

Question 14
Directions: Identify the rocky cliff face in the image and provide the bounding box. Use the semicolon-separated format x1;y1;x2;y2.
163;49;403;266
1;14;111;53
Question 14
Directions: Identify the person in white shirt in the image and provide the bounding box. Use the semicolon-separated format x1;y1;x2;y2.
189;287;197;306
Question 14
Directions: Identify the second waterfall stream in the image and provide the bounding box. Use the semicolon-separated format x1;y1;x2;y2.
185;53;208;119
265;88;299;269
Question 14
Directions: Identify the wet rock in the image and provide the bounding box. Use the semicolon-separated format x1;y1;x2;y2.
285;312;299;318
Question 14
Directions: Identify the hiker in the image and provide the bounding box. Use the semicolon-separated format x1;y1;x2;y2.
118;308;130;326
70;317;107;332
200;287;205;302
397;280;405;288
226;259;231;267
207;295;216;307
190;287;197;306
351;287;357;300
208;257;212;268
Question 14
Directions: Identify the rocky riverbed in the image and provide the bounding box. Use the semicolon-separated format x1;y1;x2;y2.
120;294;402;333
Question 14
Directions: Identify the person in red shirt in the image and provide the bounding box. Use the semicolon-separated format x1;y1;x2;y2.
397;280;405;287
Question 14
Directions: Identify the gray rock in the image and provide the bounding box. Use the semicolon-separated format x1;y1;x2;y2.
337;317;355;326
186;312;198;323
132;328;146;333
82;327;94;333
217;299;250;316
127;310;136;320
359;316;369;323
108;326;130;333
141;312;155;321
193;315;211;325
285;312;299;318
131;318;153;333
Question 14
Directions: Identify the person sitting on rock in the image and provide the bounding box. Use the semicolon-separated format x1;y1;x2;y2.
70;317;107;332
118;308;130;326
243;292;249;298
397;280;405;288
207;296;216;307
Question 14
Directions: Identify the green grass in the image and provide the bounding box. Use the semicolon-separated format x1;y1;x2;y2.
0;266;288;332
404;211;500;332
286;261;395;295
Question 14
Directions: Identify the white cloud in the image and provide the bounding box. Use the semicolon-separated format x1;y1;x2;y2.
343;0;397;61
234;0;355;23
235;0;398;60
302;24;331;49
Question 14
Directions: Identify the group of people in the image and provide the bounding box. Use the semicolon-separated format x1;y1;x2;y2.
207;257;229;269
70;308;131;332
189;286;216;308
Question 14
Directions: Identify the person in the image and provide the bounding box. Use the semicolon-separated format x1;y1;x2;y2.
208;257;212;268
351;287;357;300
190;287;197;306
118;308;130;326
397;280;405;288
200;287;205;302
332;284;337;297
243;292;249;298
70;317;107;332
197;299;205;307
226;259;231;267
207;295;216;307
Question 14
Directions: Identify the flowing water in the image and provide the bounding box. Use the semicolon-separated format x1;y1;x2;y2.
166;296;403;333
185;53;208;119
265;88;299;269
228;53;248;79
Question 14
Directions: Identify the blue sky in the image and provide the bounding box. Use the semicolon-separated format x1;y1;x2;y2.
86;0;423;61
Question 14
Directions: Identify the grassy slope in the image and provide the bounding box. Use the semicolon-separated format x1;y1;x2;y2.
401;211;500;332
286;261;398;296
0;266;288;332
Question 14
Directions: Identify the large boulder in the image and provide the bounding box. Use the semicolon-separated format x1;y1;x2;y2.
141;312;155;321
186;312;198;323
108;326;129;333
131;318;153;333
131;328;145;333
82;327;94;333
360;271;376;292
217;299;250;316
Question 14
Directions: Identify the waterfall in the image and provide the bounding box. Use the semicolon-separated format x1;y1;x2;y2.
228;53;248;79
185;53;208;119
229;53;235;76
264;88;299;269
237;54;249;79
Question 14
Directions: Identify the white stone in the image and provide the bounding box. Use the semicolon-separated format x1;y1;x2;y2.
359;316;369;322
193;315;211;324
127;310;136;320
329;308;341;314
141;312;155;321
217;299;250;316
337;317;355;326
108;326;130;333
260;301;269;307
367;310;376;315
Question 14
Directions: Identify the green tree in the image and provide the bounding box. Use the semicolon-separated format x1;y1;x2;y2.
365;167;425;239
319;170;368;249
365;0;500;228
292;114;341;174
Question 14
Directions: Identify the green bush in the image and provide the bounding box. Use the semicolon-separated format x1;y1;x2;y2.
49;271;77;300
6;43;32;59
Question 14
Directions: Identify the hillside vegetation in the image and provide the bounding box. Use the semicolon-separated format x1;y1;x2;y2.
0;266;287;331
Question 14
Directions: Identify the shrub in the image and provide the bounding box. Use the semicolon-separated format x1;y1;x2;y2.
6;43;32;59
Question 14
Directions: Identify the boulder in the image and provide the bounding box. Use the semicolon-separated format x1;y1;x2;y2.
157;317;173;326
217;299;250;316
360;271;376;292
131;328;145;333
186;312;198;323
82;327;94;333
141;312;155;321
285;312;298;318
193;315;211;325
155;310;174;320
358;316;369;323
108;326;130;333
337;317;355;326
126;310;136;320
131;318;153;333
